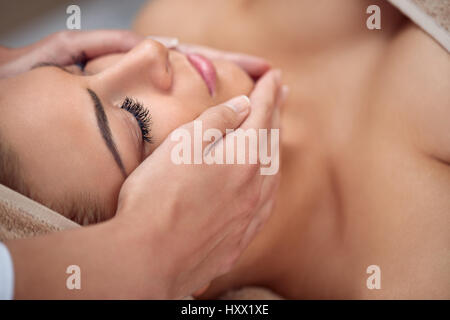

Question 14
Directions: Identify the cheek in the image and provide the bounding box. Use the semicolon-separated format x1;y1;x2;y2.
214;60;254;102
147;98;200;147
17;122;124;221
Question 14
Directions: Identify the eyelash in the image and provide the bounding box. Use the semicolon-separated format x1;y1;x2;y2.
120;97;152;143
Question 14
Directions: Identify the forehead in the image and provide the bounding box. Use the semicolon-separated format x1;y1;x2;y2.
0;67;98;153
1;67;85;117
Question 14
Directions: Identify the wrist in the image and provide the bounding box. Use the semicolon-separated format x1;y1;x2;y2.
108;211;176;299
4;218;169;299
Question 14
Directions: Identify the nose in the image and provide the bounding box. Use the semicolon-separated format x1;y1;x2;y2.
90;39;172;98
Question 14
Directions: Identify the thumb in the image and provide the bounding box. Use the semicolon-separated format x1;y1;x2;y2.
181;95;251;152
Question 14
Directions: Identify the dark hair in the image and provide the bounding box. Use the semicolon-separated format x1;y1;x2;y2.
0;133;108;225
0;132;31;200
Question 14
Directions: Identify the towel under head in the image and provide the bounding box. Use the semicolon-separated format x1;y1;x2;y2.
0;184;79;242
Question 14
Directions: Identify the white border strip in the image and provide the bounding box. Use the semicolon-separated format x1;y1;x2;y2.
389;0;450;52
0;242;14;299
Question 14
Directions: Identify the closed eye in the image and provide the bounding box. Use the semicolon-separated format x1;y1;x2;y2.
120;97;153;144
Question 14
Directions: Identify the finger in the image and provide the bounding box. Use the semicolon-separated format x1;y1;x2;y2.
176;43;271;78
272;107;281;130
277;85;290;110
240;69;282;130
179;95;251;153
239;165;280;249
2;30;144;78
259;169;280;208
239;195;276;250
255;171;280;224
53;30;144;65
192;282;211;298
270;91;282;130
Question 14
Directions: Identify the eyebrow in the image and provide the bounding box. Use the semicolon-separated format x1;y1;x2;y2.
86;88;127;178
32;63;128;177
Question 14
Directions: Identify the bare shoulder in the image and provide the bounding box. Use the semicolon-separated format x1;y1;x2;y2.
362;23;450;299
370;22;450;163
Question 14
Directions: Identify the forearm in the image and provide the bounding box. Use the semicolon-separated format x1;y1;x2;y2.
0;46;14;65
4;219;165;299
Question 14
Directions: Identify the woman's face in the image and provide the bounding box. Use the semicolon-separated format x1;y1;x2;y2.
0;39;254;220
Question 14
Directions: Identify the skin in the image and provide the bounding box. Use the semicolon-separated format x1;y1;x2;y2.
0;30;145;78
3;71;282;299
135;0;450;298
0;39;254;223
1;30;283;299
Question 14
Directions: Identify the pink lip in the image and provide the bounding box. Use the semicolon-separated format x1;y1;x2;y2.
186;53;217;96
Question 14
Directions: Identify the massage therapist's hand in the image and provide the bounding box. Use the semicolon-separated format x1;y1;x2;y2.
0;30;144;78
0;31;270;79
115;69;285;299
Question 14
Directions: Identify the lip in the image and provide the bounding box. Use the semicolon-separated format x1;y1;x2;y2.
186;53;217;96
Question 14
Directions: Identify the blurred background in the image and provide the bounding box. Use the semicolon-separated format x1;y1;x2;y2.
0;0;148;47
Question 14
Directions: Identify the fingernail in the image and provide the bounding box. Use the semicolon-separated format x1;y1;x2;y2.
224;95;251;114
146;36;179;48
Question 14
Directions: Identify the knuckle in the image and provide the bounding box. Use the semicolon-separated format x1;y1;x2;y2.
54;30;75;46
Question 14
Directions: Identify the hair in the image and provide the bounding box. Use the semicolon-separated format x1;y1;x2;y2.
0;133;31;200
0;132;109;225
